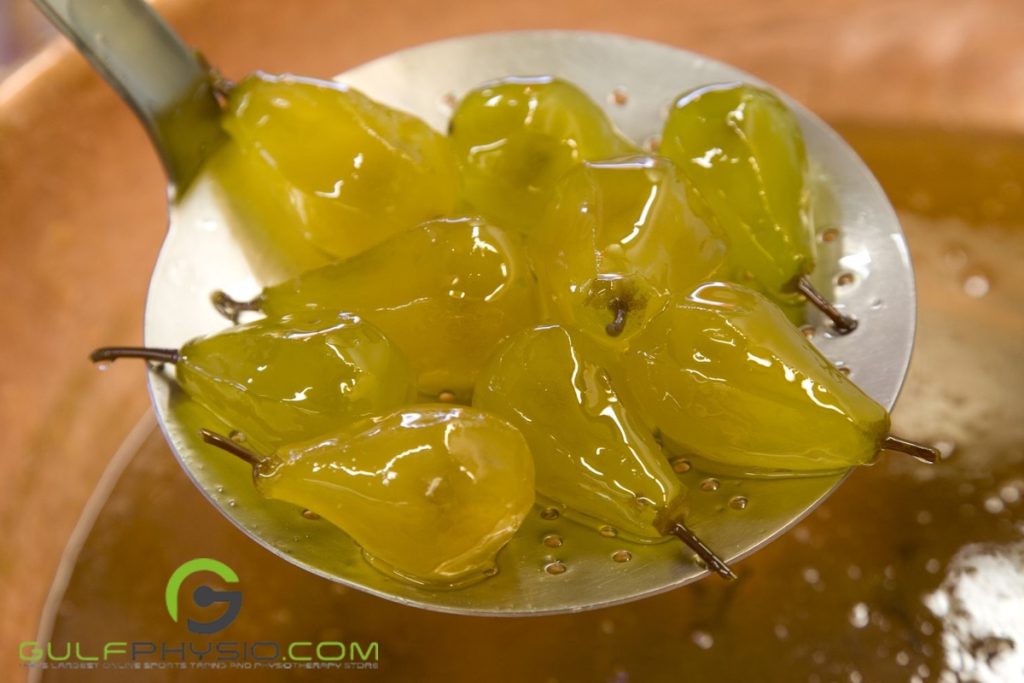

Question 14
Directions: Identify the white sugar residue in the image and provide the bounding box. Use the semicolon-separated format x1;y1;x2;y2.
924;540;1024;683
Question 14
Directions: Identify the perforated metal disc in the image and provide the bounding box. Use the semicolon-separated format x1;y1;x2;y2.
145;31;915;616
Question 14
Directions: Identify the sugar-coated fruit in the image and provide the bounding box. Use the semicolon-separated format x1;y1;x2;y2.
211;72;458;278
450;76;637;234
216;405;535;587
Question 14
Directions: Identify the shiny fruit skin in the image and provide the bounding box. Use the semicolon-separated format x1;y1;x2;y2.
623;282;890;476
450;76;637;234
661;83;814;310
475;325;686;541
531;155;727;346
257;405;535;588
211;72;458;279
178;312;415;451
260;216;542;401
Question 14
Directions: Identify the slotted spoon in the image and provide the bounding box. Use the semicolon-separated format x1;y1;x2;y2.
35;0;921;615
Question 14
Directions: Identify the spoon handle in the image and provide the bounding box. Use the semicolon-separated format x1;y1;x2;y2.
32;0;223;195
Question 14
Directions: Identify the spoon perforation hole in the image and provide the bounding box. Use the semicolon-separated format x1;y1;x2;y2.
608;87;629;106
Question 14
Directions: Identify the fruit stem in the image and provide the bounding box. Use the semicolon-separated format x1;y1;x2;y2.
211;290;263;323
196;52;234;105
668;522;737;580
605;298;629;337
797;276;858;334
211;70;235;100
200;428;267;467
90;347;180;364
882;435;940;464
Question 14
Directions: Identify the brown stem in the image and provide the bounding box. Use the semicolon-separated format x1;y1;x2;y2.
195;52;234;106
797;276;858;334
211;290;263;324
882;435;940;464
669;522;737;580
90;347;179;364
200;428;267;467
605;298;629;337
210;71;236;100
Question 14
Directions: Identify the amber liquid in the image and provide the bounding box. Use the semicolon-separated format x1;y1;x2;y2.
37;126;1024;682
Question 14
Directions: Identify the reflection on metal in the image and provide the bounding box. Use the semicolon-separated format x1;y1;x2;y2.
30;0;223;192
925;540;1024;683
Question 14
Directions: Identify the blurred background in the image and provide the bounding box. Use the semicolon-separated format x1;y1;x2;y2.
0;0;51;75
1;1;1022;682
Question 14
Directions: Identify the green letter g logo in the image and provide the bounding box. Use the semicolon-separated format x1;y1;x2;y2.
165;558;241;635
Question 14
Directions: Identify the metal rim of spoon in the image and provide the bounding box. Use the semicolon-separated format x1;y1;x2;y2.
35;0;931;615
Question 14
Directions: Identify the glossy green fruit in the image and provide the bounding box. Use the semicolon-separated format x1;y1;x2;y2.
531;155;727;345
93;312;415;451
210;72;458;278
661;83;814;310
224;216;542;402
212;405;535;588
475;324;686;542
450;76;637;234
623;282;890;475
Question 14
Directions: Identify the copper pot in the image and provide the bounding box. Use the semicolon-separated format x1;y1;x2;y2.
1;1;1022;680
